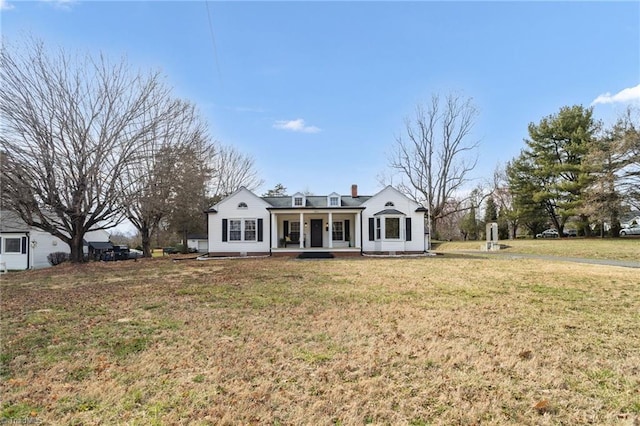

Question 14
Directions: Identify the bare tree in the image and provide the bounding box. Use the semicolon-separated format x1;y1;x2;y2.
209;144;263;201
119;100;212;257
385;93;479;237
0;37;173;262
491;164;519;239
613;107;640;210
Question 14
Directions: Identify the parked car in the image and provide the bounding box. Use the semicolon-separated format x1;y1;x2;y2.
163;247;179;255
128;249;143;259
536;229;559;238
563;229;577;237
619;224;640;236
100;245;133;261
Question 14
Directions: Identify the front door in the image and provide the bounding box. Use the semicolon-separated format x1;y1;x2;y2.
310;219;323;247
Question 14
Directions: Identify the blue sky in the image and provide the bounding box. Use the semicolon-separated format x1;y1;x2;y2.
2;0;639;198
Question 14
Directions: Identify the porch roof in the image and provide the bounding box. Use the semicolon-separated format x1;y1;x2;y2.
373;208;406;216
266;206;366;211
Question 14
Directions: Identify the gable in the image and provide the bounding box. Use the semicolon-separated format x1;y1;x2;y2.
210;187;271;214
361;186;422;212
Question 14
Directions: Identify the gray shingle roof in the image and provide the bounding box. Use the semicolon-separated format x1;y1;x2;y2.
0;211;29;232
262;195;372;208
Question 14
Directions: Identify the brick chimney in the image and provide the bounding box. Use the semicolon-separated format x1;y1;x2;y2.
351;184;358;198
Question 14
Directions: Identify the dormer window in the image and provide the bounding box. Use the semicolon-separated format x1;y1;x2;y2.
385;201;395;207
327;192;340;207
292;192;306;207
238;202;248;209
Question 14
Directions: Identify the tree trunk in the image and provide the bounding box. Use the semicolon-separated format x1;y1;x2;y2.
580;214;592;237
181;229;188;254
510;222;518;239
69;230;85;263
429;216;437;241
141;226;153;257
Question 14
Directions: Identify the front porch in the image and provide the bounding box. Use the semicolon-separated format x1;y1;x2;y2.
268;208;364;252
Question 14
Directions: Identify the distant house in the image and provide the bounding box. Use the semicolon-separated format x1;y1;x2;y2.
206;185;428;256
185;234;208;253
0;211;110;270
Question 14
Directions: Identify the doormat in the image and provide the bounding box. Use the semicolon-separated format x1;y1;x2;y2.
297;252;335;259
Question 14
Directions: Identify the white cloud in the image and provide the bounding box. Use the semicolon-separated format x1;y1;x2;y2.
273;118;321;133
1;0;15;10
592;83;640;106
40;0;77;10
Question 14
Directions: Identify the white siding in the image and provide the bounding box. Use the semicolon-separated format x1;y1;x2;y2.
361;186;426;253
208;188;271;254
1;228;111;270
31;231;67;269
0;233;28;270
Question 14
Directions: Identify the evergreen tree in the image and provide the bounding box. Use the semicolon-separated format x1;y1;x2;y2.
484;198;498;223
263;184;288;197
460;205;478;240
507;105;599;236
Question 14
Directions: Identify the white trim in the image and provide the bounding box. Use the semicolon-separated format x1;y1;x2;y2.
332;220;344;241
292;192;306;207
384;216;402;240
4;237;21;253
228;218;258;242
327;192;340;207
328;212;333;248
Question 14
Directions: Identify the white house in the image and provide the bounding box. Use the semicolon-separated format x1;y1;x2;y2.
206;185;428;257
0;211;111;270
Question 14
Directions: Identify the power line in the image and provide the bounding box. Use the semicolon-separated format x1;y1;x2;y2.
204;0;222;87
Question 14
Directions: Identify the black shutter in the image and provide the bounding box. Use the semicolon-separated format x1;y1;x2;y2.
222;219;228;242
368;218;375;241
257;218;263;242
405;218;412;241
0;237;2;254
283;220;289;237
21;237;27;254
344;220;350;241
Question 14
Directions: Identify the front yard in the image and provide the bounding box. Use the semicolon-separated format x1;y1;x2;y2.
1;256;639;424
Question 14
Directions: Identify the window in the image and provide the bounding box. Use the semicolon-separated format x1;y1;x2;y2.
385;201;395;207
332;221;344;241
376;218;381;240
294;197;303;206
244;219;256;241
290;221;300;242
329;196;339;207
238;202;248;209
385;217;400;239
229;220;242;241
225;219;262;243
4;238;21;253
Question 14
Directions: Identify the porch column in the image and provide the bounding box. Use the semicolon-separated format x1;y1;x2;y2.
328;212;333;249
271;212;278;249
299;212;304;249
355;211;362;248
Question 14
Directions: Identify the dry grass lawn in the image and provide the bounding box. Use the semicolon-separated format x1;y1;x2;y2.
1;256;639;425
436;238;640;261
